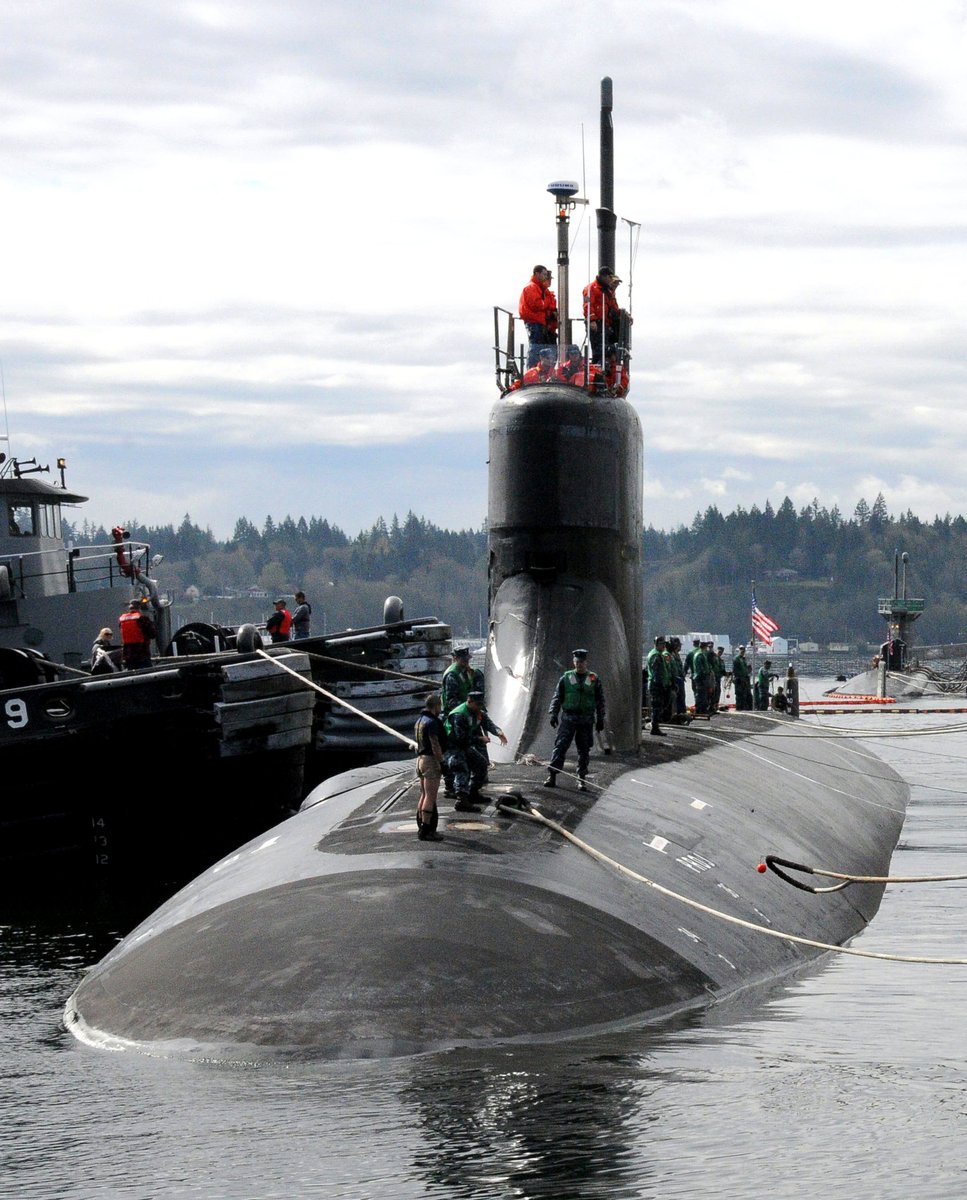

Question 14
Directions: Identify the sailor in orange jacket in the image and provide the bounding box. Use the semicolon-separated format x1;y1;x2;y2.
605;351;630;397
555;344;585;384
119;598;157;670
582;266;629;360
518;265;559;366
509;347;557;390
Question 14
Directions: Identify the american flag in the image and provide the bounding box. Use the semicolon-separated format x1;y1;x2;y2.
751;588;779;647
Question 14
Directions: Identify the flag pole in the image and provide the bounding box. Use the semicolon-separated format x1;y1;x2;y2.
750;578;757;676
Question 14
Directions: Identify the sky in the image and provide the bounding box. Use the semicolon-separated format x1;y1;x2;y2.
1;0;966;540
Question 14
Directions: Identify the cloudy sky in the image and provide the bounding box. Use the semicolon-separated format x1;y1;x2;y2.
2;1;965;539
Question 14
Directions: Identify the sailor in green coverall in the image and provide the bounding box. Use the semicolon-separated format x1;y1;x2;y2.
440;646;485;797
731;645;753;710
645;635;672;736
754;659;773;710
545;649;606;790
689;641;710;715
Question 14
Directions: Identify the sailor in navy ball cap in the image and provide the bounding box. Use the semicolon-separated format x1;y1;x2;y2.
440;647;486;796
546;648;605;790
444;688;507;812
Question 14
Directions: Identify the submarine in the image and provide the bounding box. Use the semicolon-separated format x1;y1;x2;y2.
65;80;909;1061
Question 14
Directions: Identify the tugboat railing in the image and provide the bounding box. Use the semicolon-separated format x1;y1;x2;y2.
0;540;152;599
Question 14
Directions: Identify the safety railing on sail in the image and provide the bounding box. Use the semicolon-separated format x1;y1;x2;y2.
0;541;153;599
492;306;632;398
493;306;524;393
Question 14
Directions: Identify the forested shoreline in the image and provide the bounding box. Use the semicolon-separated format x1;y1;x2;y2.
67;492;967;646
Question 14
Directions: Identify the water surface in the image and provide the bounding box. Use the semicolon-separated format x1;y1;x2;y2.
4;679;967;1198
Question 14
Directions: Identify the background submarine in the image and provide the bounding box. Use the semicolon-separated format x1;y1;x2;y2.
65;80;909;1061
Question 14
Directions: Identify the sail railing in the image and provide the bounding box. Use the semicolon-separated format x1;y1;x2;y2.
493;306;631;398
493;307;524;393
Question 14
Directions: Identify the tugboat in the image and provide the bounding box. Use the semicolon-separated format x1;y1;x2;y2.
0;451;448;886
0;451;316;884
66;80;909;1059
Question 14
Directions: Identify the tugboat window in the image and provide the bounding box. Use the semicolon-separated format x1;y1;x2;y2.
7;504;34;536
39;503;60;538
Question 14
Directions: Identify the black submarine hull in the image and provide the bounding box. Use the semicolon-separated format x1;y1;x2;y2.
65;719;907;1059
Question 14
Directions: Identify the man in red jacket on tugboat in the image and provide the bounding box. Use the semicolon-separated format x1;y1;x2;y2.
518;264;559;367
266;598;292;643
118;598;157;670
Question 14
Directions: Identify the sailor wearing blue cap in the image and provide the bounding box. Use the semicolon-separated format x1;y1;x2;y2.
444;691;507;811
441;646;486;797
545;649;605;790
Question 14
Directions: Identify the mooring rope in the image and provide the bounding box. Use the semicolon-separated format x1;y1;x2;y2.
761;854;967;893
493;797;967;965
256;649;418;750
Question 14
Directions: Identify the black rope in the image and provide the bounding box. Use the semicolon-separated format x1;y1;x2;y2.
764;855;852;894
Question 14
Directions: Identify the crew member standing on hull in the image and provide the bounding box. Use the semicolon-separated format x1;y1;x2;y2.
545;649;606;790
441;646;484;798
711;645;727;712
645;635;670;736
414;694;446;841
754;659;774;710
688;640;710;716
732;645;753;710
668;636;688;723
266;598;292;643
445;691;507;812
518;265;558;367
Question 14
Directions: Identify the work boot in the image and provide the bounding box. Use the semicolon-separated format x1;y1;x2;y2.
422;808;442;841
542;772;556;788
469;788;490;805
453;794;480;813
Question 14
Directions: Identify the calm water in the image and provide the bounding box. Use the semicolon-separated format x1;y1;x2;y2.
5;678;967;1199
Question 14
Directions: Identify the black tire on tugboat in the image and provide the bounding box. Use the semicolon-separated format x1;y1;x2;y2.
383;596;404;624
165;622;235;657
0;647;56;688
235;623;262;654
